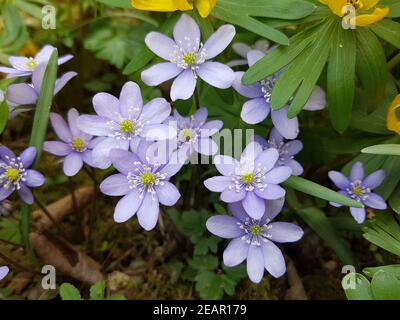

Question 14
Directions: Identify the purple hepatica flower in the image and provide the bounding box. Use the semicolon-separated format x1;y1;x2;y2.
6;64;77;106
254;128;303;176
0;146;45;205
328;161;387;224
204;141;292;219
77;81;175;169
207;200;303;283
44;108;101;176
233;49;326;139
167;107;223;163
0;45;73;78
0;266;9;281
142;14;235;101
100;145;182;231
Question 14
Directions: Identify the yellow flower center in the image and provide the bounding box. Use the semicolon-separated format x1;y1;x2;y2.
5;168;19;182
250;225;263;236
26;57;37;70
242;172;255;185
141;172;156;186
183;52;197;65
353;186;365;196
72;137;85;152
182;128;193;141
120;119;135;133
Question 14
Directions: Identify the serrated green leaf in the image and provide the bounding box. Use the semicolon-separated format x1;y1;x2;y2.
297;207;356;266
283;176;364;208
188;255;219;271
194;271;224;300
59;283;82;300
343;273;373;300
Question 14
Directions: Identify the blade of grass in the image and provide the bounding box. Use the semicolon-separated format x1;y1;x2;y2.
283;176;364;208
21;49;58;262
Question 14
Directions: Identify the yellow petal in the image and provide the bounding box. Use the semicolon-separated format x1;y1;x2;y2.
362;0;380;10
195;0;217;18
355;7;389;26
319;0;348;16
131;0;193;12
387;94;400;134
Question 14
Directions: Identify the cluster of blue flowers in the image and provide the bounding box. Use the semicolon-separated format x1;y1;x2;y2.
0;14;388;284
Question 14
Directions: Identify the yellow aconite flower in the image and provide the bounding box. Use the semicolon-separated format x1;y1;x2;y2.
319;0;389;26
387;94;400;134
131;0;217;18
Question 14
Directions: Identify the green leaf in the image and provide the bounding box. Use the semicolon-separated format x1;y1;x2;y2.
89;280;106;300
21;50;58;260
14;0;45;20
389;186;400;214
212;1;295;45
194;271;224;300
356;28;388;102
363;265;400;279
363;213;400;256
84;20;151;69
362;144;400;156
327;24;356;132
0;100;9;134
269;18;335;115
29;49;58;164
370;19;400;49
216;0;316;19
381;0;400;17
342;273;374;300
242;30;314;84
188;255;219;271
297;207;356;266
371;270;400;300
96;0;131;8
283;176;364;208
59;283;82;300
